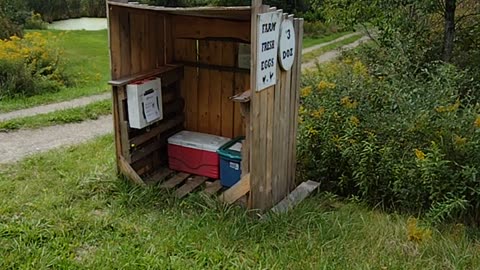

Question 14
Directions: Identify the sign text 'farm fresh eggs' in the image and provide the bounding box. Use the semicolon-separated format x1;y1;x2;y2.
256;11;281;91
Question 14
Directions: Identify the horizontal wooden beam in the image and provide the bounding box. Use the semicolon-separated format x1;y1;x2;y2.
178;61;250;74
108;1;251;21
129;114;184;147
109;64;183;87
173;15;251;43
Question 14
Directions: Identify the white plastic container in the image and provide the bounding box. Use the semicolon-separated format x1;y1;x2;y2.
126;77;163;129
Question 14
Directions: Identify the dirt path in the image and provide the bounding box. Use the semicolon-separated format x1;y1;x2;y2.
0;93;110;121
301;35;371;71
302;32;363;54
0;115;112;164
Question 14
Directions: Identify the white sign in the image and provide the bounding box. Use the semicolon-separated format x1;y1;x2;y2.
256;11;281;91
143;90;161;123
278;19;296;70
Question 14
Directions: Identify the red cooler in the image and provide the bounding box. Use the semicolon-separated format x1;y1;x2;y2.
167;131;230;179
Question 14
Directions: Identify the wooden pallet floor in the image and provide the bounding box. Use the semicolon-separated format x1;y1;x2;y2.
144;167;225;198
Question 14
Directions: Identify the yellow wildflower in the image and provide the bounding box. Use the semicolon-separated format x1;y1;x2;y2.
414;149;426;160
453;135;467;146
349;116;360;126
311;107;325;119
340;96;358;109
317;80;336;91
435;99;460;113
301;86;312;97
474;115;480;128
407;217;432;243
353;60;368;77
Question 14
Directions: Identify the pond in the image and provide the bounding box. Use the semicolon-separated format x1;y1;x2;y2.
48;18;107;31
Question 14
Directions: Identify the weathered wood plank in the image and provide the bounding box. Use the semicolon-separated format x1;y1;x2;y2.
108;2;252;21
270;181;320;214
129;12;143;74
288;18;303;190
108;65;183;87
176;176;208;198
208;41;223;136
203;180;223;195
220;42;235;138
129;114;184;146
119;155;146;186
197;40;211;134
118;7;131;78
145;167;173;185
219;173;250;204
173;15;250;42
108;6;121;79
161;172;190;189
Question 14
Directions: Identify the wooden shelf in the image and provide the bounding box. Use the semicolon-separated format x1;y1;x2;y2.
108;64;183;87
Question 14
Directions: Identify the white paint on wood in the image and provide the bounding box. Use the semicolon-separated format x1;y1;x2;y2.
256;11;281;91
278;19;295;71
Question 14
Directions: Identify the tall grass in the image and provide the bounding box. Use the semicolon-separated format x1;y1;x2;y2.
0;135;480;268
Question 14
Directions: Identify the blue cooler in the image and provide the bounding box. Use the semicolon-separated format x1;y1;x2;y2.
217;137;244;187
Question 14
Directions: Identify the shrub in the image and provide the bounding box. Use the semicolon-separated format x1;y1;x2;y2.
24;12;47;29
0;32;67;99
303;21;345;38
298;57;480;224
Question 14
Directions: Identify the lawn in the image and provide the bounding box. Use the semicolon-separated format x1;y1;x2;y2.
0;99;111;131
0;30;110;113
1;135;479;269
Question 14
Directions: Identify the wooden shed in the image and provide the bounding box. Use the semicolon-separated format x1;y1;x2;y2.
107;0;305;211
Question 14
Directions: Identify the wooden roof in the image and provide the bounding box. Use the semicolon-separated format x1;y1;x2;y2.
108;1;252;21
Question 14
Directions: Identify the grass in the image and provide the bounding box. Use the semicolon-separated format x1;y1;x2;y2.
0;99;111;131
302;31;354;49
1;135;480;269
303;33;364;63
0;30;110;113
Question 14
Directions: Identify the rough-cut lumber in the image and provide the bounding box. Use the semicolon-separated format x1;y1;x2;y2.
203;180;223;195
108;1;251;21
108;65;183;87
270;180;320;214
145;167;173;185
119;155;146;186
161;172;190;189
176;176;207;198
219;173;250;204
230;90;251;103
129;114;184;147
173;15;250;42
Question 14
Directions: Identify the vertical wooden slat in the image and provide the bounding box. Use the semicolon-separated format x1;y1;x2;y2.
164;15;174;65
208;41;223;136
221;42;236;138
108;6;120;79
141;14;151;72
129;12;142;74
198;40;210;133
249;2;271;210
119;8;131;78
288;18;304;190
271;14;285;204
153;14;165;68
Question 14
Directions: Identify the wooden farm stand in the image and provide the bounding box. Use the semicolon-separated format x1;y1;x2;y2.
107;0;316;211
